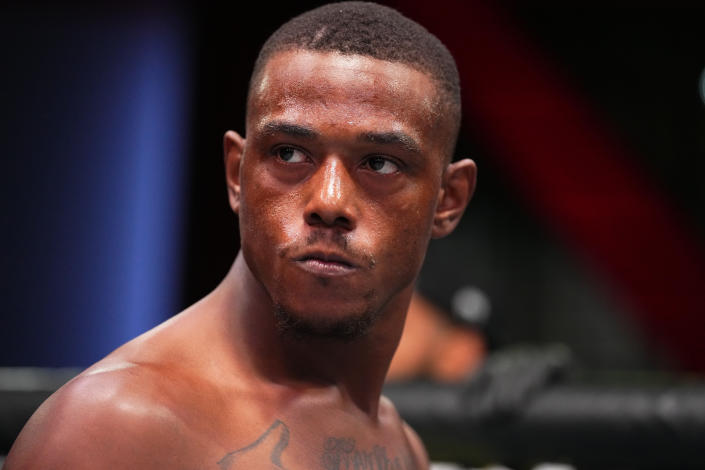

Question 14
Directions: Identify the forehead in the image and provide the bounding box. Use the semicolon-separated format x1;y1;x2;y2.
247;50;442;146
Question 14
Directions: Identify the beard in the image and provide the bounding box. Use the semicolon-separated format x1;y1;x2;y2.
273;302;380;342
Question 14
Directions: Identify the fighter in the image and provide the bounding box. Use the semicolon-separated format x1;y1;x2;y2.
5;2;476;469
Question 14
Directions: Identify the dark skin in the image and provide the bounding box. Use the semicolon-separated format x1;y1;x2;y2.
5;50;476;470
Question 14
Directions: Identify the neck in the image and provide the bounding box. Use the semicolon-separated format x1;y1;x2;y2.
215;252;411;417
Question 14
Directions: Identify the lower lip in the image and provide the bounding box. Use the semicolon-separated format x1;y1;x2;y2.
296;259;357;277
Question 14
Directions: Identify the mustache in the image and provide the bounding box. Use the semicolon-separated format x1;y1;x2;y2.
278;230;376;269
306;230;347;249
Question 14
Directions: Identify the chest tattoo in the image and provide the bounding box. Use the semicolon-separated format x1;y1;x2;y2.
321;437;413;470
218;420;290;469
218;421;414;470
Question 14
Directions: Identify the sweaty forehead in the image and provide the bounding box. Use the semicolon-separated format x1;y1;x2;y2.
247;50;441;136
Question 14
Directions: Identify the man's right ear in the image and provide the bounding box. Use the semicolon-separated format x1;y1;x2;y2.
224;130;246;214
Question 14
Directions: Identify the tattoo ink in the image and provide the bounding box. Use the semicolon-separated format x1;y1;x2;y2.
218;420;290;470
321;437;411;470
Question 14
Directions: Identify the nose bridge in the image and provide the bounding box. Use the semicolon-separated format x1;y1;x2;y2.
319;157;344;203
305;155;356;228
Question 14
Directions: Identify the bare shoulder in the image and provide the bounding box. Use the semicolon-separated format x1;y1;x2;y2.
4;361;204;470
379;395;430;470
5;299;251;469
401;421;430;470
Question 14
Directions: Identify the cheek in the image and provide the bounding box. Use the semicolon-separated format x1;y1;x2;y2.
240;165;299;238
239;188;283;265
239;183;302;289
366;192;436;276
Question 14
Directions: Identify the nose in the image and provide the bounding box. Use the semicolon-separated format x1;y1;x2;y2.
303;157;357;231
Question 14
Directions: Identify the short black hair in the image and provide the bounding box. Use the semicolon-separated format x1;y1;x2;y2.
248;1;461;159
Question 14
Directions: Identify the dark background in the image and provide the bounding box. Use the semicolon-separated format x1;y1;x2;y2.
2;1;704;372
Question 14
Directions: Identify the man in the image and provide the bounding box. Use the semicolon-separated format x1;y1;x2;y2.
6;2;475;468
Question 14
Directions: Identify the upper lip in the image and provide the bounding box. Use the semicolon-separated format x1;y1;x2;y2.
294;250;358;268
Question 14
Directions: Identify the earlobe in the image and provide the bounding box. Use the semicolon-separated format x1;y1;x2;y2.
431;159;477;238
224;130;246;214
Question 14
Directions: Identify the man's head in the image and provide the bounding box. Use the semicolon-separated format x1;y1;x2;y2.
225;2;476;341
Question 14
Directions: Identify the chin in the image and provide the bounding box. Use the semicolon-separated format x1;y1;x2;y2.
272;301;380;342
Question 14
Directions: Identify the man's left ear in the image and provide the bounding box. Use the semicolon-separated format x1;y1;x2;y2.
432;158;477;238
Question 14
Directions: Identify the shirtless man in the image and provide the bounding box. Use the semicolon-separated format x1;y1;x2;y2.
5;3;476;469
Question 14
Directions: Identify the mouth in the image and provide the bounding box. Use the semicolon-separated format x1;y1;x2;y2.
294;251;358;277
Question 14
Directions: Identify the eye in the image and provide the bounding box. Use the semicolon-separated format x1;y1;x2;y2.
364;156;400;175
276;146;307;163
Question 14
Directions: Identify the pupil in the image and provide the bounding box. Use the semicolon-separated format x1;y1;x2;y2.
280;148;294;161
370;158;384;170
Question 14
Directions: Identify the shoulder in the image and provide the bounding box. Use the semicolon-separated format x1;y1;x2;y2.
379;395;430;470
402;421;430;470
5;362;199;470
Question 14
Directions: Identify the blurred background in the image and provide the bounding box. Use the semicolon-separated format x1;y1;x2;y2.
2;0;705;467
3;0;703;372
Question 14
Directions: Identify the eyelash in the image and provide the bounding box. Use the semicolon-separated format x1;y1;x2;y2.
362;156;401;175
274;146;309;163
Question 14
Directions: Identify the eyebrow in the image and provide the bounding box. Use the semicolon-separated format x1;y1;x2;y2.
260;121;318;139
358;131;422;155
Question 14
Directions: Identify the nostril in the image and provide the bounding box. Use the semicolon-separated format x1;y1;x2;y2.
332;215;353;231
306;211;353;230
308;212;324;224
